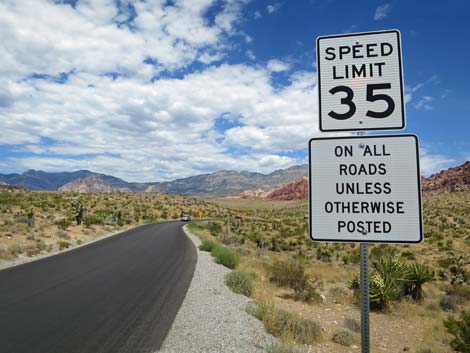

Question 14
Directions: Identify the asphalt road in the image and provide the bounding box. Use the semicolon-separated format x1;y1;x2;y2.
0;222;197;353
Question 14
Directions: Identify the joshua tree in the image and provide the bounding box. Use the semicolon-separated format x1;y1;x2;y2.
27;208;34;228
71;199;85;226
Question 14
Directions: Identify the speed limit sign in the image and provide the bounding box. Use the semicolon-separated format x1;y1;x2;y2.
317;30;405;132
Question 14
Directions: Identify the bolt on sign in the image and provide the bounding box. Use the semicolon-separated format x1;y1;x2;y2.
308;134;423;243
317;30;405;132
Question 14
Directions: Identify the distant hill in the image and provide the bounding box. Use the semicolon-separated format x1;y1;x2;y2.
153;165;309;197
58;175;132;193
240;177;308;201
422;161;470;193
0;170;144;191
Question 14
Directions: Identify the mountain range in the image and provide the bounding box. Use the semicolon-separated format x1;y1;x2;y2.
0;165;309;197
1;161;469;198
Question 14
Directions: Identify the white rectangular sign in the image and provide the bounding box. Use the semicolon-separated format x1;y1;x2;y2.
317;30;405;132
309;134;422;243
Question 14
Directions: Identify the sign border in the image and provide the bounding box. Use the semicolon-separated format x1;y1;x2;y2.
308;133;423;244
316;29;406;132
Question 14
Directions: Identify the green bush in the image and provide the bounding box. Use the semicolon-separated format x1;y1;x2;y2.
332;328;356;346
199;240;216;252
263;308;322;344
58;241;70;250
247;301;322;344
212;245;239;269
415;348;438;353
443;310;470;352
83;214;103;227
269;259;320;302
245;301;274;321
56;218;72;230
343;318;361;333
207;221;223;236
265;342;303;353
269;260;304;287
8;243;24;257
225;271;253;296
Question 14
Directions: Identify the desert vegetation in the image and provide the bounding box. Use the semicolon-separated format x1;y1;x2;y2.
190;191;470;352
0;188;226;263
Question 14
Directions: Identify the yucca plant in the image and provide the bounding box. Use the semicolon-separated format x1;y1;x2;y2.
405;263;434;302
374;256;408;300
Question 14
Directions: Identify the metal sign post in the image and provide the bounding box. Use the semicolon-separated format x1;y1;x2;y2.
360;243;370;353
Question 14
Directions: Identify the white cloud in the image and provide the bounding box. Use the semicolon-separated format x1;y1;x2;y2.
266;3;281;14
254;10;262;19
0;0;324;182
246;50;256;60
0;0;246;79
374;4;391;21
414;95;434;110
267;59;290;72
0;63;318;181
420;148;455;176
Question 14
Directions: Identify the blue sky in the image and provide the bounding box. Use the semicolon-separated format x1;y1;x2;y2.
0;0;468;182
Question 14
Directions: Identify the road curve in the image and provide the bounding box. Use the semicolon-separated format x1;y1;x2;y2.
0;222;197;353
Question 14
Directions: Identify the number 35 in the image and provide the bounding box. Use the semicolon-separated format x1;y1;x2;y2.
328;83;395;120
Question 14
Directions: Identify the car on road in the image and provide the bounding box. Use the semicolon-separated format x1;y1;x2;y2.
181;214;191;221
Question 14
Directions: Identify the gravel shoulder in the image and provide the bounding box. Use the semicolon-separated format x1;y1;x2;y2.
157;225;275;353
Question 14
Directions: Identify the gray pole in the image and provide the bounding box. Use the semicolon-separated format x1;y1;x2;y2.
360;243;370;353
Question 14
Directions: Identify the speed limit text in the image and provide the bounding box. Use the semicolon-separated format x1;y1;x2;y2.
324;42;393;79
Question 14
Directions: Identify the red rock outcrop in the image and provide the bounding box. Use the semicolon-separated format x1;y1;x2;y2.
421;161;470;193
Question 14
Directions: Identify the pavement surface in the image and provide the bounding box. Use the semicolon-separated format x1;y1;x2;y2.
0;221;197;353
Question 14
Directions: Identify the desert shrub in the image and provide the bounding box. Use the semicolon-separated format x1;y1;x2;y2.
443;310;470;352
440;294;459;311
246;302;322;343
265;342;303;353
370;245;399;261
316;245;332;262
56;230;69;239
0;246;14;260
415;348;438;353
405;263;435;302
269;259;321;303
8;243;24;256
288;317;322;344
332;328;356;346
56;218;72;230
58;241;70;250
330;286;349;304
447;284;470;302
263;308;322;344
343;318;361;333
269;260;304;287
292;275;322;303
207;221;223;236
225;271;252;296
437;258;452;268
199;240;216;252
401;250;416;260
212;245;239;269
83;214;103;227
245;301;274;321
342;249;360;264
448;253;469;285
